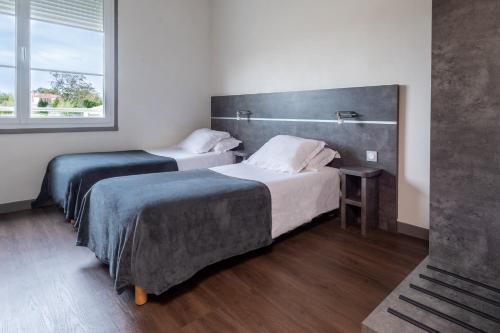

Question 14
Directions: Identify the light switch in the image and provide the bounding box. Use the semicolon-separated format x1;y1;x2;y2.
366;151;378;162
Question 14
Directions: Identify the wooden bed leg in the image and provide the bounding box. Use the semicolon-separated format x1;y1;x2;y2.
135;286;148;306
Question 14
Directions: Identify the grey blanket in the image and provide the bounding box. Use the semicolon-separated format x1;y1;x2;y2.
32;150;178;221
76;169;272;295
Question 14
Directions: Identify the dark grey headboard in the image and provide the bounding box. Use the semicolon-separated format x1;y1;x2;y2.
211;85;399;231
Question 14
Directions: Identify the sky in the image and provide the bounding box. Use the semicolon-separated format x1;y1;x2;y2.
0;13;104;96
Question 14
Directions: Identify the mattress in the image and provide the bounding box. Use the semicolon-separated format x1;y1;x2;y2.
211;163;340;239
146;147;235;170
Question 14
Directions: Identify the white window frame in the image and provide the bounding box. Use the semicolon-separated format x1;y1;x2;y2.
0;0;116;132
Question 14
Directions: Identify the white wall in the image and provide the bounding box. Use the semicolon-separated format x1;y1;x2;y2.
210;0;432;229
1;0;432;230
0;0;211;205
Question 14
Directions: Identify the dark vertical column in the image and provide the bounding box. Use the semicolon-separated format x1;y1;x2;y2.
430;0;500;287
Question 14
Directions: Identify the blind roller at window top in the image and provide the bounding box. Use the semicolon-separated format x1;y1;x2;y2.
0;0;14;16
31;0;104;32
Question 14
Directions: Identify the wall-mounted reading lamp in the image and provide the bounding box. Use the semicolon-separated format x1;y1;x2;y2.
236;110;252;121
336;111;358;124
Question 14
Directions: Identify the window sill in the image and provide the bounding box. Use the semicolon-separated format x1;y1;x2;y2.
0;125;118;134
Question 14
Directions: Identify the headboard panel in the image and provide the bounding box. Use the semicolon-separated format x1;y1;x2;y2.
211;85;399;231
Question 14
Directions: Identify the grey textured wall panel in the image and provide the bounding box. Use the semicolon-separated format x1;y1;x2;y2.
212;85;398;122
430;0;500;287
211;85;399;231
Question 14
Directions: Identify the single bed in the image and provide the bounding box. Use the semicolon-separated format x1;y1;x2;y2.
32;147;235;221
75;161;340;305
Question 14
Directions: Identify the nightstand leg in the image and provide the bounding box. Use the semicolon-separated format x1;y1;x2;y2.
341;173;347;229
361;178;367;236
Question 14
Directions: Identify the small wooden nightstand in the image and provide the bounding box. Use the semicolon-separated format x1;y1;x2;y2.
340;166;382;236
233;151;249;163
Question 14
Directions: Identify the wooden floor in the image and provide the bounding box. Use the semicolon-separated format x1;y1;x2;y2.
0;207;428;333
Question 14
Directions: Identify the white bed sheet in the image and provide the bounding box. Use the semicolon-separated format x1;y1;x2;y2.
146;147;234;170
211;163;340;239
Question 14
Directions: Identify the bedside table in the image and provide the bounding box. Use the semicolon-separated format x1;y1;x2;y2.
340;166;382;236
233;151;249;163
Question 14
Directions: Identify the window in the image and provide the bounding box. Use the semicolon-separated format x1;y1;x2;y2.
0;0;116;131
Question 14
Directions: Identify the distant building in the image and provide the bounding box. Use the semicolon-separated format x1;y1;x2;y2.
32;92;58;105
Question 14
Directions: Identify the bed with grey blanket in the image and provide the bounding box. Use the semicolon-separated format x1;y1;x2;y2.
76;169;272;295
32;150;178;221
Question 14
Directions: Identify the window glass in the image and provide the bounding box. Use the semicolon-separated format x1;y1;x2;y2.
0;5;15;118
30;4;105;118
31;70;104;118
31;20;104;74
0;13;15;66
0;67;15;117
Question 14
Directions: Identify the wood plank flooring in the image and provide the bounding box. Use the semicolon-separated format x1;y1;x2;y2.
0;207;428;333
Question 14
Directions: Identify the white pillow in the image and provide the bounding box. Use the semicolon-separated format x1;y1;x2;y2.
178;128;230;154
212;137;242;153
305;148;341;171
244;135;325;173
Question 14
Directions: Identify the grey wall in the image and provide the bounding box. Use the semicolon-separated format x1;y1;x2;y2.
430;0;500;287
212;85;399;231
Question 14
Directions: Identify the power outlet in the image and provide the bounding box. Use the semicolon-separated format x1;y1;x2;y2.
366;151;378;162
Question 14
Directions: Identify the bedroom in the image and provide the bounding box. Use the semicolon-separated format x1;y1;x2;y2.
0;0;498;332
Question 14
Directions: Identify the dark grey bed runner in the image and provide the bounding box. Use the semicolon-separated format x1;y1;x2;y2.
76;169;272;295
32;150;178;221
